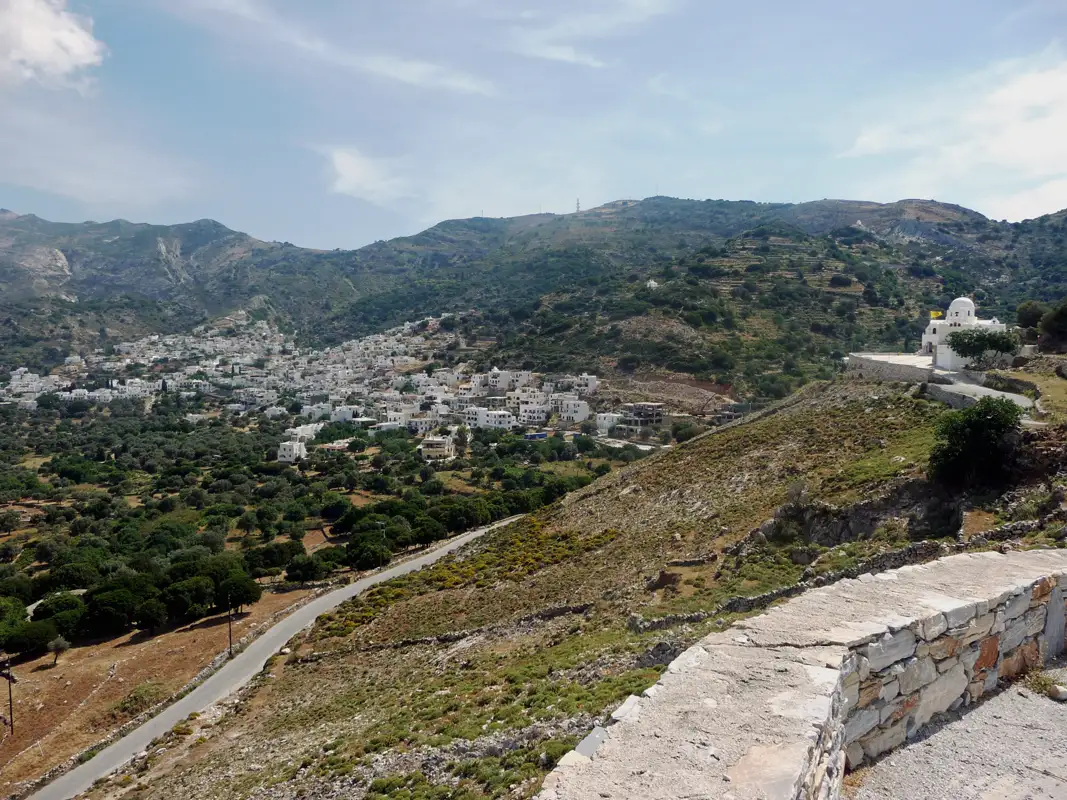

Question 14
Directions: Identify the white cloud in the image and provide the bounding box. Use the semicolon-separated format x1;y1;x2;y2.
510;0;677;67
178;0;494;95
0;0;107;86
324;147;411;206
0;1;191;208
842;55;1067;219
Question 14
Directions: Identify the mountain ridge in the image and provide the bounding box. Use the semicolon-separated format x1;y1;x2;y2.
2;196;1066;388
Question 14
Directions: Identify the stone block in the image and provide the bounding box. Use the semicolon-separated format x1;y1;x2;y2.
974;636;999;672
845;741;865;770
844;706;881;744
1001;617;1028;653
1000;639;1040;680
898;656;938;695
860;717;908;760
960;614;995;645
911;663;968;728
943;602;977;629
610;695;642;724
880;692;919;725
1025;606;1047;638
1043;586;1065;662
856;681;881;709
1003;590;1030;621
864;629;917;671
960;644;980;674
936;656;959;674
841;681;860;715
881;680;900;702
927;635;961;660
1032;576;1056;605
916;613;947;641
967;678;984;702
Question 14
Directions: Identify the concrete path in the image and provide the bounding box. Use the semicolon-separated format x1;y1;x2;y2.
26;517;522;800
934;380;1034;411
852;684;1067;799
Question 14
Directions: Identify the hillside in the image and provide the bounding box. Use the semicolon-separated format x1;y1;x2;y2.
69;378;1067;800
3;199;1066;388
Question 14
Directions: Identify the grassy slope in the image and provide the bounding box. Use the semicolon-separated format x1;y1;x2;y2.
119;380;945;800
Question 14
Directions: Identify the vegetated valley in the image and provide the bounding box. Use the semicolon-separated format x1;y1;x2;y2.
2;195;1067;799
68;381;1067;800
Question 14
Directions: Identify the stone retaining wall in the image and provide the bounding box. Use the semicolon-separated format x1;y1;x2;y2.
539;550;1067;800
838;571;1064;772
845;354;936;383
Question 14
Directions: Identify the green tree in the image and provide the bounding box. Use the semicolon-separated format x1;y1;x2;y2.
944;329;1019;369
134;598;168;632
48;634;70;665
6;620;58;657
1017;300;1048;329
1040;301;1067;350
219;573;262;612
0;510;19;533
285;554;327;583
163;576;215;622
236;510;258;534
929;397;1023;489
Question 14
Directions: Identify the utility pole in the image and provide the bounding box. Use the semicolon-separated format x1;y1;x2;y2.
226;594;234;659
0;657;16;734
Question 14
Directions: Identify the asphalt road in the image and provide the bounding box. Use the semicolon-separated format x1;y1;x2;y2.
27;516;521;800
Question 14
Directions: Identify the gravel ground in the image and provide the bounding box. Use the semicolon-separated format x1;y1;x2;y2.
852;673;1067;800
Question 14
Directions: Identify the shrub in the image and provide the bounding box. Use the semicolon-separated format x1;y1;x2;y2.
6;620;58;656
929;397;1023;489
1017;300;1048;329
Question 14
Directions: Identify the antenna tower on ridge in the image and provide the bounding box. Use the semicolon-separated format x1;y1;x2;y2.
576;198;580;214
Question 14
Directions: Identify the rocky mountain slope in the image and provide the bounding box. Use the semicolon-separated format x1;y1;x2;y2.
2;199;1065;386
70;377;1067;800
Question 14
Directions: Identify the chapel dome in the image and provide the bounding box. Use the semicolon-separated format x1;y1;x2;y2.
947;297;976;318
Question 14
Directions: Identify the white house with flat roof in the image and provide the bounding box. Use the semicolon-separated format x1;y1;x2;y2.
277;440;307;463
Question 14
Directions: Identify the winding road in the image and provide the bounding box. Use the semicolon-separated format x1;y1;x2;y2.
27;516;521;800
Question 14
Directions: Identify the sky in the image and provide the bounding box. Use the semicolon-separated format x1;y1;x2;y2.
1;0;1067;249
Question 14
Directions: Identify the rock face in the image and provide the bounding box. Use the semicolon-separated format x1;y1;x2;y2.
539;550;1067;800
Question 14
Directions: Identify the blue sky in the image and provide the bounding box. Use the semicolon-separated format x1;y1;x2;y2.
1;0;1066;249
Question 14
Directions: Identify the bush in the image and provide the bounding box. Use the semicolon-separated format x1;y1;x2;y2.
163;576;215;622
1017;300;1048;329
1040;301;1067;350
285;554;327;583
135;598;168;631
6;620;58;656
929;397;1023;489
829;274;852;287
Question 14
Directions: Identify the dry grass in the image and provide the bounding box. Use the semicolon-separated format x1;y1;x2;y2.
0;588;313;793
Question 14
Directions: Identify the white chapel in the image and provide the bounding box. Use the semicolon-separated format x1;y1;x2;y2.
920;297;1006;370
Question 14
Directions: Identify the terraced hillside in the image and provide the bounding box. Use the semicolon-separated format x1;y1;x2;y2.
76;379;1026;800
4;198;1067;384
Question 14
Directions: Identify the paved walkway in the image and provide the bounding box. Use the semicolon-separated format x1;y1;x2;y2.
853;683;1067;799
26;517;521;800
935;379;1035;411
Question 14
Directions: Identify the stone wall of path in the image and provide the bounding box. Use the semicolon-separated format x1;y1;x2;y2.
538;550;1067;800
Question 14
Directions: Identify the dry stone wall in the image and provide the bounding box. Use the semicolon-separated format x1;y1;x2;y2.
539;550;1067;800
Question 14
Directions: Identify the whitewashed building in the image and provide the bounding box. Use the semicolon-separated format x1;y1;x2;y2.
921;297;1007;370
